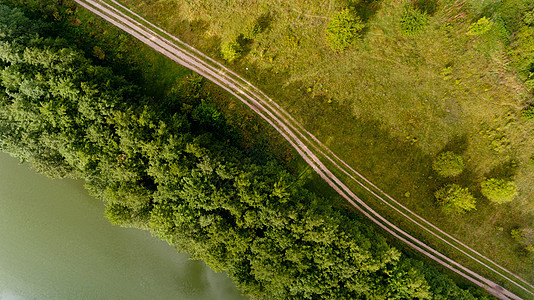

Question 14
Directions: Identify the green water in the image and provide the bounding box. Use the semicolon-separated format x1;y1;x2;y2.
0;153;246;299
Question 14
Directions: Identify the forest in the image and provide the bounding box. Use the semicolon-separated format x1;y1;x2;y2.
0;2;488;299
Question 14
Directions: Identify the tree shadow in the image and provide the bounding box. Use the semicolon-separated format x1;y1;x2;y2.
440;134;469;154
349;0;383;23
189;19;210;35
236;35;252;59
235;12;273;60
255;12;273;34
412;0;439;16
452;166;481;195
485;159;519;180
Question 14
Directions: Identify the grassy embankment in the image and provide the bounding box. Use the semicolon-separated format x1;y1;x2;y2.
66;0;533;294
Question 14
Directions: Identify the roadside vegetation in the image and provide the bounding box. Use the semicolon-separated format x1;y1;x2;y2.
0;3;486;299
100;0;534;284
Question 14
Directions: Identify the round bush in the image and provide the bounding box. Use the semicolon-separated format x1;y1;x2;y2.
399;6;429;36
325;8;364;51
432;152;464;177
435;184;476;214
221;39;242;62
481;178;518;204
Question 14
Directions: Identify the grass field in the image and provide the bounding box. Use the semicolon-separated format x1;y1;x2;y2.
75;0;534;289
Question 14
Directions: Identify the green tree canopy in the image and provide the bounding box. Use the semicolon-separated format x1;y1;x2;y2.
435;184;476;214
467;17;494;36
432;151;465;177
325;8;364;51
481;178;518;204
221;39;243;62
399;5;429;36
511;228;534;247
511;228;534;253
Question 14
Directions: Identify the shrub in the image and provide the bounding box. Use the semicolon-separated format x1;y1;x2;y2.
435;184;476;214
221;39;242;62
399;6;429;36
526;74;534;90
522;105;534;121
481;178;518;204
524;9;534;26
511;228;534;253
432;152;464;177
511;228;534;245
325;8;365;51
466;17;494;36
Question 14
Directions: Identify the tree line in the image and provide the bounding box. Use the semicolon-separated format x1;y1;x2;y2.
0;4;484;299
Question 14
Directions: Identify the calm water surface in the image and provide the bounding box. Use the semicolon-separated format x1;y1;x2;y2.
0;153;246;299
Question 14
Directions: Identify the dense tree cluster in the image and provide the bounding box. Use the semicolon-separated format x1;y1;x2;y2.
0;4;480;299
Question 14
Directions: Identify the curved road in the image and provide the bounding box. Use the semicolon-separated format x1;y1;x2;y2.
74;1;534;299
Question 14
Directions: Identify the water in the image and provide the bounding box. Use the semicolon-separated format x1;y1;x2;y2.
0;152;246;299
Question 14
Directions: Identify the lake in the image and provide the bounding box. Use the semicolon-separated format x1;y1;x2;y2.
0;152;246;299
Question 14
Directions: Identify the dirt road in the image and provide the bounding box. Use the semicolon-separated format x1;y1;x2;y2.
74;0;534;299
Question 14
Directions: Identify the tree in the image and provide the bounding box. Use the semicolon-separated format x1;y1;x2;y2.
399;5;429;36
511;228;534;253
523;105;534;120
525;9;534;26
435;184;476;214
383;260;432;299
467;17;493;36
325;8;364;51
2;0;76;21
432;152;464;177
481;178;518;204
221;39;242;62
